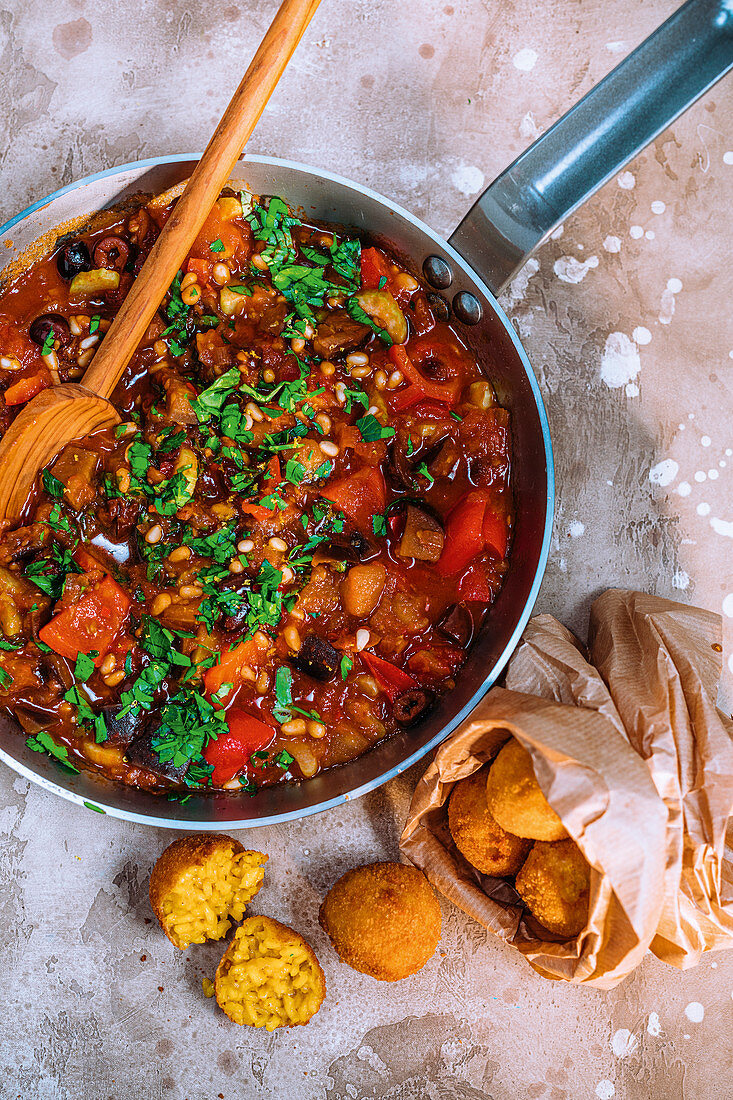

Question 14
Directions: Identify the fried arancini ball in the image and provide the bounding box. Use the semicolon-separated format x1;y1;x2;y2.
448;768;532;875
515;838;591;938
485;738;568;842
215;915;325;1030
319;861;441;981
149;833;267;950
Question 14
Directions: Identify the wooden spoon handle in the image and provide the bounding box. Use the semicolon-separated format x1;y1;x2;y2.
82;0;321;399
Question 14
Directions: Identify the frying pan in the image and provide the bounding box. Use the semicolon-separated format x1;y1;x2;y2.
0;0;730;827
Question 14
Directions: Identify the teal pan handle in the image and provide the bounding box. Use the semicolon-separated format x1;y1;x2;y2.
449;0;733;295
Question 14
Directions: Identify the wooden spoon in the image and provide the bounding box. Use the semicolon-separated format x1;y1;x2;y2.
0;0;321;524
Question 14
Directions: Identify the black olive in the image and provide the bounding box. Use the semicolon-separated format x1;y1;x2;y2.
437;603;474;648
292;634;340;681
93;235;132;272
29;313;70;348
329;528;379;561
392;687;436;727
102;703;148;747
56;240;92;280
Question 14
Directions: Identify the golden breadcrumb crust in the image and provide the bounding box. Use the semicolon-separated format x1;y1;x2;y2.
485;738;568;842
215;915;325;1030
448;768;531;875
149;833;267;950
515;838;591;938
319;861;441;981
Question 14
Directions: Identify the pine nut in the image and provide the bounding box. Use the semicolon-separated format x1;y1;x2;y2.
43;350;59;372
154;339;168;357
387;370;403;388
307;720;327;739
240;665;257;682
238;539;254;553
268;537;287;553
168;546;191;563
245;401;263;423
236;350;250;364
151;593;172;616
280;566;294;585
180;271;198;290
346;352;369;368
68;317;82;337
290;338;306;354
255;669;269;694
262;368;275;383
280;718;307;736
355;628;370;651
284;624;301;652
319;440;339;458
315;413;332;433
335;382;346;404
251;253;269;270
99;654;116;676
104;670;126;688
76;349;95;369
222;778;241;790
145;524;163;544
79;334;99;350
350;365;371;379
179;584;203;599
228;559;244;574
320;360;336;376
212;262;230;285
303;322;315;339
116;469;131;494
374;370;388;390
0;355;21;371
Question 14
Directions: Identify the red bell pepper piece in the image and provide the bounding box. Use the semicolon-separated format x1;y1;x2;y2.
241;501;275;521
482;507;508;560
204;709;275;786
438;490;490;576
360;651;417;702
360;247;392;290
204;632;271;702
320;466;386;532
39;574;131;665
264;455;280;485
4;369;51;406
388;346;460;411
185;258;215;288
457;562;494;602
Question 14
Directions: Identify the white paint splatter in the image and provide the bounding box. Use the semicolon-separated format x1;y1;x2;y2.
519;111;542;140
606;41;625;52
651;200;666;214
633;326;652;345
668;277;683;293
645;230;656;240
673;569;690;590
724;151;733;165
612;1029;639;1058
711;517;733;538
603;235;622;253
630;224;644;239
567;520;585;538
695;471;707;482
451;164;485;196
513;47;538;71
550;224;565;239
553;254;599;283
601;332;641;389
649;459;679;487
697;502;711;516
626;382;640;397
677;482;692;496
502;257;540;305
709;469;719;480
647;1012;662;1036
684;1002;704;1023
618;171;635;189
701;435;711;447
595;1082;615;1100
722;593;733;618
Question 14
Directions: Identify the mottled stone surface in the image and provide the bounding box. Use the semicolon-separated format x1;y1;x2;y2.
1;1;732;1097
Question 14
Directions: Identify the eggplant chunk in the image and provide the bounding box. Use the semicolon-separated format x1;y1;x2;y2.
397;505;444;562
312;311;370;358
125;729;190;781
341;564;387;619
292;634;340;682
50;445;100;510
102;704;150;747
392;687;436;727
437;603;474;648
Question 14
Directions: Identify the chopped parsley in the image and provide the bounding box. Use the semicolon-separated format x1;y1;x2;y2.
26;731;79;773
356;413;395;442
42;469;64;500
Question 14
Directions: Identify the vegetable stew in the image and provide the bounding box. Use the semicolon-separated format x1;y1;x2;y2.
0;189;511;796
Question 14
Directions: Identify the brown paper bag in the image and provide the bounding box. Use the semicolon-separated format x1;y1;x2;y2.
589;589;733;968
401;617;669;988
